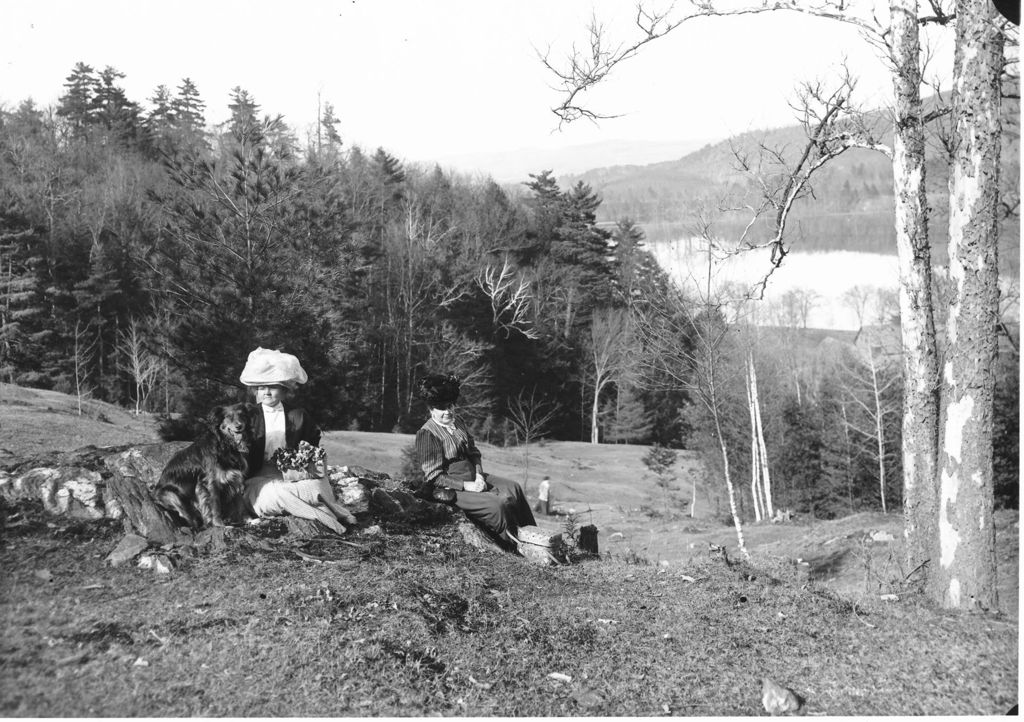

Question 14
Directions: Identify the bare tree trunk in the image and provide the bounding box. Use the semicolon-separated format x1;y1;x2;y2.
868;348;889;513
929;0;1003;611
713;399;748;560
890;0;941;576
750;356;774;518
746;358;763;522
841;402;855;513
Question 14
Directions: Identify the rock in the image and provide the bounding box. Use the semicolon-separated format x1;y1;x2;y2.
107;533;150;567
761;677;802;716
0;442;191;522
3;466;106;519
328;471;374;515
138;553;175;573
457;519;506;554
102;443;190;488
193;526;229;553
361;524;383;537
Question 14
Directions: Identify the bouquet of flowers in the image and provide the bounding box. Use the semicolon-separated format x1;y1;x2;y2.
272;441;327;481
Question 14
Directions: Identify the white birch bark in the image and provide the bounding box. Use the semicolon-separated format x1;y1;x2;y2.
930;0;1003;611
746;359;764;522
867;347;888;513
750;353;774;518
889;0;942;576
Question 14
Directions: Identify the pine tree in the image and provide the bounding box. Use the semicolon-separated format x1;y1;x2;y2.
56;62;101;135
226;87;260;135
170;77;207;149
612;218;668;303
94;66;142;145
145;84;176;151
602;385;654;443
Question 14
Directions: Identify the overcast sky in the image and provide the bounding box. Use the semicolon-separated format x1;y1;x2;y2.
1;1;953;166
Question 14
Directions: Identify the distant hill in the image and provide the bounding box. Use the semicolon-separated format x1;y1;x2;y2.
561;101;1020;273
421;138;712;184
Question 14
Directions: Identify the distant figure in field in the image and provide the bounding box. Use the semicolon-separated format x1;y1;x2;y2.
538;476;551;516
239;347;354;534
414;373;535;550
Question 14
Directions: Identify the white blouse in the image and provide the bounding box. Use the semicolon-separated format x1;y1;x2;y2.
262;405;287;461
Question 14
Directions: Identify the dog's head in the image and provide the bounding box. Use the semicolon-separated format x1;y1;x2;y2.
209;403;253;453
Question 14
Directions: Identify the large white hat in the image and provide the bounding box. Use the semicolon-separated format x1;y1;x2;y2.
239;347;308;389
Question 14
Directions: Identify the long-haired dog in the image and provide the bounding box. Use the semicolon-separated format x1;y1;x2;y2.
155;404;253;529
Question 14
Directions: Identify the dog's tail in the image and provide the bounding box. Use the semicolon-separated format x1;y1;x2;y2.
154;485;204;530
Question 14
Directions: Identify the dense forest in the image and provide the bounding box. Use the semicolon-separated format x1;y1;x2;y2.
0;63;1017;519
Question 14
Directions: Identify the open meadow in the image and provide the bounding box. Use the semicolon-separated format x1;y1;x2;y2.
0;386;1018;716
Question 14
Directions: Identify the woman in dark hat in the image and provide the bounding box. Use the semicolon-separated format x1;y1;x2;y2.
414;373;535;548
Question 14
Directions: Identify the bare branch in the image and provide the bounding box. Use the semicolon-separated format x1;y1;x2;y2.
543;1;884;127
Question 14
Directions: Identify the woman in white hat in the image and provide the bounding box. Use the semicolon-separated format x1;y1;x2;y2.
240;347;355;533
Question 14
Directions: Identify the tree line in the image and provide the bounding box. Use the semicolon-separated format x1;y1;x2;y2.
0;60;1016;532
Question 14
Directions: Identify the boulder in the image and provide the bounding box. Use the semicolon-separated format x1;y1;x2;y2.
102;442;190;487
106;533;150;567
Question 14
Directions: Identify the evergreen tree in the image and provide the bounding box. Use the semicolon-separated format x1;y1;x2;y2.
775;396;840;518
226;86;260;135
94;66;142;146
612;218;669;303
172;78;206;131
57;62;101;135
602;385;654;443
147;85;175;127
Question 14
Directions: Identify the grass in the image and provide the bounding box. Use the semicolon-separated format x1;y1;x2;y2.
0;500;1018;717
0;385;1019;715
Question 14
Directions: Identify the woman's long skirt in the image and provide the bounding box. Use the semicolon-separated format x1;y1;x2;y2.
453;473;536;539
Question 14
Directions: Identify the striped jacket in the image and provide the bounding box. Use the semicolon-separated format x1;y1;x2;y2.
414;418;483;490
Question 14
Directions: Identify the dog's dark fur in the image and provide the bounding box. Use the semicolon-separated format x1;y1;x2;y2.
155;404;253;529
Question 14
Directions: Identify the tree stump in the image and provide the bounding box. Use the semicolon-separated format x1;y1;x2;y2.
104;474;183;545
578;524;599;555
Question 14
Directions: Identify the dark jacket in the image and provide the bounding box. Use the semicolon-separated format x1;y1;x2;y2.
415;418;483;491
246;403;321;475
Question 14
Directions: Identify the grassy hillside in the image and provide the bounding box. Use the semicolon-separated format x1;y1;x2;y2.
0;383;160;461
0;384;1018;715
2;382;1014;619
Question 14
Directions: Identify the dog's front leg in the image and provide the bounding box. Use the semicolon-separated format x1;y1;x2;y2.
197;480;226;527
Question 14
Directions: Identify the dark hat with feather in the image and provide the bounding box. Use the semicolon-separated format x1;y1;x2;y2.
418;373;461;407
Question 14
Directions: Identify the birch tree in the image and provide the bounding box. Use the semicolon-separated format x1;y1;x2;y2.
929;0;1006;610
116;318;160;415
72;319;97;415
840;341;902;513
746;351;775;521
587;308;634;443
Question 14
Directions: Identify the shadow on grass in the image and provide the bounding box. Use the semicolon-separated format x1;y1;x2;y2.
803;547;856;583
